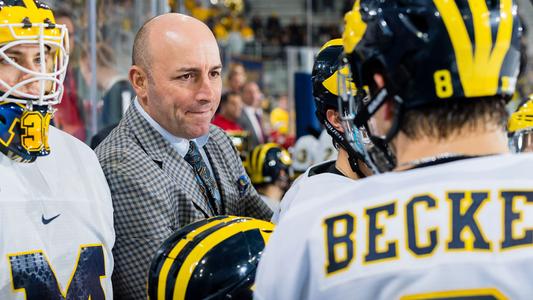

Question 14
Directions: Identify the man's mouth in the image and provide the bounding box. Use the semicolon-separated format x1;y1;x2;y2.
188;110;210;115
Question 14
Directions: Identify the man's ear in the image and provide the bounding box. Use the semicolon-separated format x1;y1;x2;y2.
372;73;395;121
129;65;148;102
373;73;385;89
326;109;344;133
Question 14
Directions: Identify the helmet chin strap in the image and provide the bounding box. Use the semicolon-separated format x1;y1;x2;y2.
0;91;33;108
367;135;397;173
358;86;403;172
321;114;367;178
347;154;367;178
0;90;54;113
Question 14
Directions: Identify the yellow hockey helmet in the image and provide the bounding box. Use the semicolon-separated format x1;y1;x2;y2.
246;143;293;185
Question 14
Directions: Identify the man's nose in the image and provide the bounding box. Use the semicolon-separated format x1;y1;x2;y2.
196;73;215;101
16;59;46;94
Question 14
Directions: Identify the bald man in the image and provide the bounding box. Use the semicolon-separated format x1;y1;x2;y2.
95;13;272;298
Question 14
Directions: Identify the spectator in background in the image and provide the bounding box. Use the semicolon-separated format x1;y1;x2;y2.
322;0;335;12
265;15;282;44
269;94;294;148
54;9;87;141
212;92;244;131
250;15;264;42
226;26;246;56
287;17;304;46
225;62;247;94
80;43;134;130
270;94;289;136
238;81;267;148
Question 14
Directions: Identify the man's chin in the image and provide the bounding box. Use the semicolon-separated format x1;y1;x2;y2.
184;124;210;139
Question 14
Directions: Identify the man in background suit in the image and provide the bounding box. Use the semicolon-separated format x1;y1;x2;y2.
95;13;272;299
238;81;268;148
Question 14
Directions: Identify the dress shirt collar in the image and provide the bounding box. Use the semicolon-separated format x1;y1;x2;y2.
244;105;259;115
134;97;209;157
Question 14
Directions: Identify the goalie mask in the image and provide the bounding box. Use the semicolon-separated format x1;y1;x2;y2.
0;0;69;162
147;216;274;300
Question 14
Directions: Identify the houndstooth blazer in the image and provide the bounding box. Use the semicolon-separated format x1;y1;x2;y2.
95;103;272;299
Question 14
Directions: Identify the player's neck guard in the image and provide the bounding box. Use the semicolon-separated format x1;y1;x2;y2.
0;100;53;163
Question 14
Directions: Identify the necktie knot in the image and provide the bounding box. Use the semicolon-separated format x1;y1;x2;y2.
184;141;201;165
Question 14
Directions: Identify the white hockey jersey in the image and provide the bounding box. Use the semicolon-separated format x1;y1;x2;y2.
256;154;533;300
0;126;115;299
272;160;353;224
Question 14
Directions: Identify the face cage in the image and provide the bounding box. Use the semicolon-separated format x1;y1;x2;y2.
509;128;533;153
0;22;69;107
337;57;384;173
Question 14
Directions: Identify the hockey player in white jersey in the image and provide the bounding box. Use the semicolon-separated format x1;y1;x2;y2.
0;1;114;299
255;0;529;299
272;39;379;223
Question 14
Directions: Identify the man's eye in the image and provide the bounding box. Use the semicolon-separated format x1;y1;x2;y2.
179;73;193;80
1;57;16;64
210;71;221;78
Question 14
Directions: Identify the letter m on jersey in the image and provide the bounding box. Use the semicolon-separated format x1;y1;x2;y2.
8;245;106;300
433;0;514;97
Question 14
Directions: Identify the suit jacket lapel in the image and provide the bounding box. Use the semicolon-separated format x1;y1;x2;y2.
125;105;215;217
